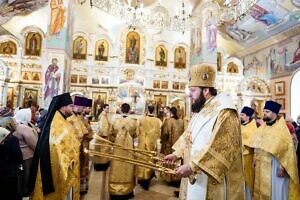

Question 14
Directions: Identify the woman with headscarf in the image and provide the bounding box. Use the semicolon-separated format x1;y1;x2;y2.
13;108;38;197
0;126;23;200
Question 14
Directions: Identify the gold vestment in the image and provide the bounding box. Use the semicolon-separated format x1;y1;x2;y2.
79;115;93;179
173;109;245;200
161;117;184;155
92;112;111;165
161;117;184;183
109;116;137;196
241;119;257;194
136;115;162;181
30;111;80;200
247;117;300;200
68;114;90;192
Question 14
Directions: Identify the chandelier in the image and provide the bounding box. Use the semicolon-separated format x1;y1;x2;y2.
125;0;144;30
90;0;259;32
220;0;259;23
173;1;192;34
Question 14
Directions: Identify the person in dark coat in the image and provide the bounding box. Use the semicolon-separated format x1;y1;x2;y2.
0;126;23;200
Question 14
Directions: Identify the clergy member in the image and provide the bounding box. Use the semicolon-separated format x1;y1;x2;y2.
248;100;300;200
67;96;89;194
240;106;257;200
161;107;184;187
164;64;245;200
28;93;80;200
109;103;137;200
136;104;162;190
93;103;111;171
79;98;94;193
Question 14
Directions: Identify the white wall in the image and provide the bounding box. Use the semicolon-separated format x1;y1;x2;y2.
291;69;300;120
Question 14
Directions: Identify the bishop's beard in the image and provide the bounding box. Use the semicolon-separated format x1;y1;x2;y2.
191;92;206;113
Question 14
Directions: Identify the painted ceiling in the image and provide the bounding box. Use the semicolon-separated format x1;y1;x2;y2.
0;0;299;54
0;0;49;24
219;0;300;49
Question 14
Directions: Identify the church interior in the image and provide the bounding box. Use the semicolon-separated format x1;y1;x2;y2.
0;0;300;199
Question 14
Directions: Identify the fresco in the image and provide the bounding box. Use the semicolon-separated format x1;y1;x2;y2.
243;35;300;78
0;0;48;24
221;0;300;48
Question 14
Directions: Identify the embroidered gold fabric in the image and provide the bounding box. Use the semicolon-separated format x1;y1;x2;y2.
248;117;300;200
109;117;137;195
67;115;85;141
79;115;93;181
136;116;162;180
173;109;245;200
67;114;88;192
161;117;184;182
92;112;112;164
30;111;80;200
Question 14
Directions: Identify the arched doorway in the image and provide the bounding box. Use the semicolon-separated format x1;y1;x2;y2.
291;69;300;120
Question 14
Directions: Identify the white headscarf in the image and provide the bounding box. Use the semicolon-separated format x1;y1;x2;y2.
14;108;32;124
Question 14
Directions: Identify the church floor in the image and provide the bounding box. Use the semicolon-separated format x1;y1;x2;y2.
82;168;179;200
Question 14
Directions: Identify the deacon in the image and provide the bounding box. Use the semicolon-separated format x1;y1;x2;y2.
240;106;257;200
164;64;245;200
136;105;162;190
248;100;300;200
28;93;80;200
109;103;137;200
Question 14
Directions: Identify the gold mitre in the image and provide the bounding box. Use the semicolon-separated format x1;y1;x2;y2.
188;64;216;87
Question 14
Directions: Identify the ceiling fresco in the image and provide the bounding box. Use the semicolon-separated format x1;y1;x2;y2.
0;0;48;24
219;0;300;47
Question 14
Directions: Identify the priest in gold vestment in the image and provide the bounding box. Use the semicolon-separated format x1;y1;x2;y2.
67;96;89;194
240;106;257;200
136;105;162;190
248;100;300;200
164;64;245;200
109;103;137;200
92;103;111;171
161;107;184;186
28;93;80;200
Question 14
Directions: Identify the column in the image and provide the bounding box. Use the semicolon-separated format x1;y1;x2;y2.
190;7;218;69
42;0;74;108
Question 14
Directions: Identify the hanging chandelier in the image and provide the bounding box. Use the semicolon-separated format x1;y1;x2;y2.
173;0;192;34
90;0;259;32
125;0;145;30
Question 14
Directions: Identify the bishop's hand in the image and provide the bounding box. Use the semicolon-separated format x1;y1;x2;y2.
164;154;177;164
175;164;193;178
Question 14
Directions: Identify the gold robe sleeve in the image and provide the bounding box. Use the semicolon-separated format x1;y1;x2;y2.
189;110;241;182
